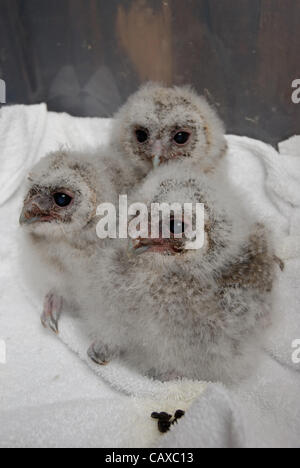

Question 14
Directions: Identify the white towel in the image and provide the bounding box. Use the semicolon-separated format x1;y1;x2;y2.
0;104;47;206
0;104;300;448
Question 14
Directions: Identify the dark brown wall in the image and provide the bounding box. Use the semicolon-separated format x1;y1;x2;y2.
0;0;300;144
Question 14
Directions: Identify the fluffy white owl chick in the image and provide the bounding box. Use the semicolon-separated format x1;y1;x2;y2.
111;82;227;174
87;162;278;384
19;147;129;333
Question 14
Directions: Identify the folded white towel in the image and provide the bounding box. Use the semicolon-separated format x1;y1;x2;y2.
1;105;300;448
0;104;47;206
0;104;112;206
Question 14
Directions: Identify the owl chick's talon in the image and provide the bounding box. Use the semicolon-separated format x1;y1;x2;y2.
41;316;58;335
41;291;62;335
87;342;111;366
274;255;285;272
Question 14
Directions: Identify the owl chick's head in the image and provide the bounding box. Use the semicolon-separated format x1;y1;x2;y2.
112;82;227;174
19;149;106;242
126;162;249;276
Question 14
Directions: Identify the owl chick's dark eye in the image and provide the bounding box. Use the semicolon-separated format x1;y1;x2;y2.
173;131;190;145
170;218;185;235
135;128;149;143
53;192;73;208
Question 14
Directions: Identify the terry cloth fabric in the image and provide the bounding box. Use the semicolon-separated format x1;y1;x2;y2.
0;104;299;448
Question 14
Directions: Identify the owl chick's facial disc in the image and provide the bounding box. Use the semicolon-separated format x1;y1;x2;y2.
112;82;227;173
20;187;75;224
20;151;97;239
126;162;247;271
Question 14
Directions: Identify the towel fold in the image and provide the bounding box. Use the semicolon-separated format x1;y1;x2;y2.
0;104;47;206
1;105;300;448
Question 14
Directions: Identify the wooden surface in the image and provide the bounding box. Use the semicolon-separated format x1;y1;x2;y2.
0;0;300;144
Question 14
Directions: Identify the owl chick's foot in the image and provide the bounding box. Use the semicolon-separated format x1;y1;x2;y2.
41;291;63;334
87;342;116;365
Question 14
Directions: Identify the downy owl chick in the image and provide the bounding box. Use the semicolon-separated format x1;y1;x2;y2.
111;82;227;174
87;161;277;384
19;147;129;333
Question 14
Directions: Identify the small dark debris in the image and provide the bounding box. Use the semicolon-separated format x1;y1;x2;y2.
174;409;185;420
151;411;172;421
158;420;172;433
151;409;185;433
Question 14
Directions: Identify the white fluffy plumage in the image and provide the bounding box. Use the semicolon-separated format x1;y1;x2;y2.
19;146;135;333
85;162;278;384
111;82;227;174
19;98;279;386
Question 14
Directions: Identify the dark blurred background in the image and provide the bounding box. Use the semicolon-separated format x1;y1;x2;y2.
0;0;299;144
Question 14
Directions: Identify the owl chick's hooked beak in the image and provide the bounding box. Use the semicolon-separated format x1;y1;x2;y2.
129;217;188;256
130;236;185;256
151;140;164;168
19;190;74;225
150;132;193;168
